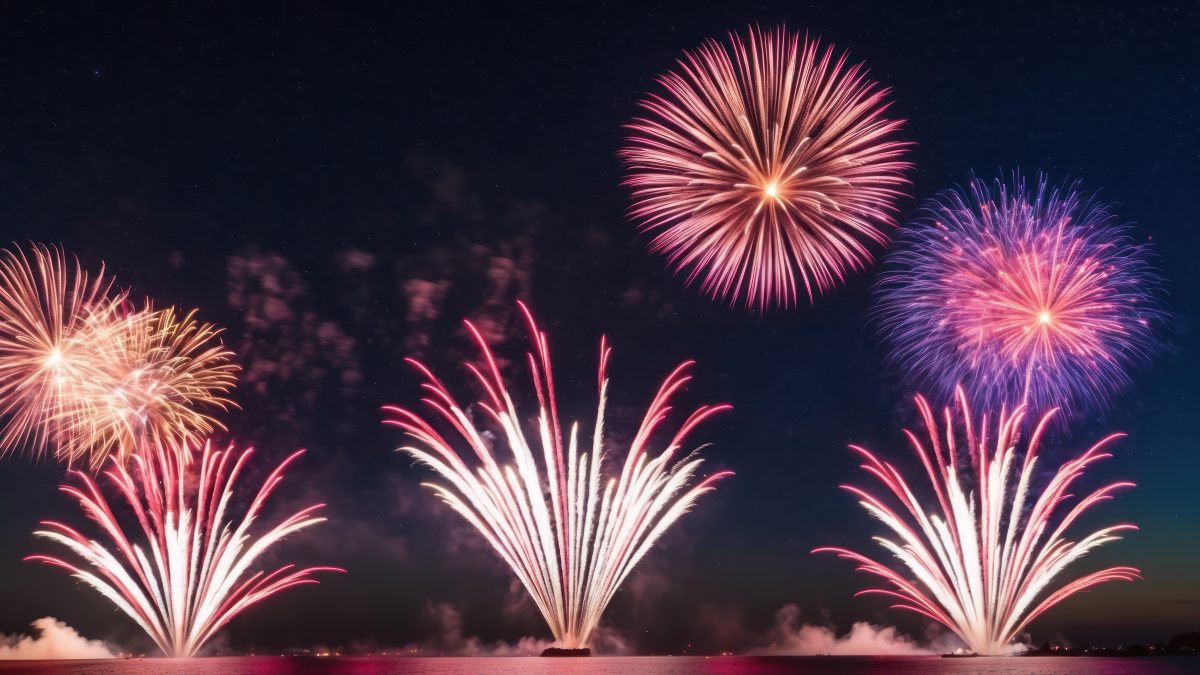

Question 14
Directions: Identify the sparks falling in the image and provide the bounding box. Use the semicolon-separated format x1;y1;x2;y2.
874;172;1161;419
0;243;239;469
28;441;342;658
621;26;910;311
382;303;732;649
815;390;1139;655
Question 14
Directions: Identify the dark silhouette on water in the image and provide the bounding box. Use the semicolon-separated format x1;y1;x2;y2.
541;647;591;657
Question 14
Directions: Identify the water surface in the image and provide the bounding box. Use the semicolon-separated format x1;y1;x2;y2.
0;656;1196;674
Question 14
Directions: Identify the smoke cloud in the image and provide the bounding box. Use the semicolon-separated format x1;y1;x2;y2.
397;602;631;656
0;617;115;660
753;604;932;656
404;602;551;656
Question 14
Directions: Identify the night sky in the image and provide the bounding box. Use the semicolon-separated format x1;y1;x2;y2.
0;1;1197;656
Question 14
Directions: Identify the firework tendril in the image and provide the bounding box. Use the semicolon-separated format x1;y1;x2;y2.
816;390;1139;655
383;303;732;648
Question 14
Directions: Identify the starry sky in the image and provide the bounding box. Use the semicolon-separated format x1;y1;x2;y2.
0;1;1196;656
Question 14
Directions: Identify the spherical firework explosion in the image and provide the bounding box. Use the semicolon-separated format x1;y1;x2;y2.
621;26;911;310
28;441;342;658
875;173;1160;419
815;391;1139;655
383;302;732;649
64;305;239;469
0;243;124;460
0;243;239;468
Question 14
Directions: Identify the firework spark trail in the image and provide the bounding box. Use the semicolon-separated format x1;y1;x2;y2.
382;302;732;649
0;243;239;468
875;172;1160;419
815;390;1139;655
28;441;342;658
621;26;910;311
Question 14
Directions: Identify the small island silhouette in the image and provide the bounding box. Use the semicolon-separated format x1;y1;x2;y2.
541;647;591;657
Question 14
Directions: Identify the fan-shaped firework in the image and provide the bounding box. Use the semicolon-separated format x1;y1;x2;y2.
0;242;239;468
382;303;732;649
28;441;342;658
0;243;124;460
875;173;1160;418
815;391;1139;655
621;26;910;310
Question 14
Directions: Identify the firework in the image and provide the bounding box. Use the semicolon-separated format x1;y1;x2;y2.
0;242;239;468
875;172;1160;418
28;441;341;658
63;305;239;469
815;390;1139;655
0;243;124;460
621;26;910;310
382;303;732;648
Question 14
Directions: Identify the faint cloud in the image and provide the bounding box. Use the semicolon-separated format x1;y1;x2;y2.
336;248;376;273
407;154;485;225
225;248;362;437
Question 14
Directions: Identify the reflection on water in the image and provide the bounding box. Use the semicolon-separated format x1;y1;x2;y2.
0;656;1195;674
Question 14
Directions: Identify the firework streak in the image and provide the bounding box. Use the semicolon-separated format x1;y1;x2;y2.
622;26;910;310
28;442;341;657
383;303;732;648
875;173;1160;419
815;390;1138;655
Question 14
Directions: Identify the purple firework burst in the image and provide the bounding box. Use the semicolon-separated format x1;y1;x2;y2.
874;172;1161;419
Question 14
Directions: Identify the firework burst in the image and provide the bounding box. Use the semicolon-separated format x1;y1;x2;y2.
382;303;732;649
815;391;1139;655
64;305;239;469
0;243;124;460
0;243;239;468
875;172;1160;418
28;441;342;658
621;26;910;310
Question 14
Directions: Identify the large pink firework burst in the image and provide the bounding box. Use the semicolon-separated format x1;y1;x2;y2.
28;441;341;657
875;172;1161;419
816;391;1139;655
621;26;911;311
